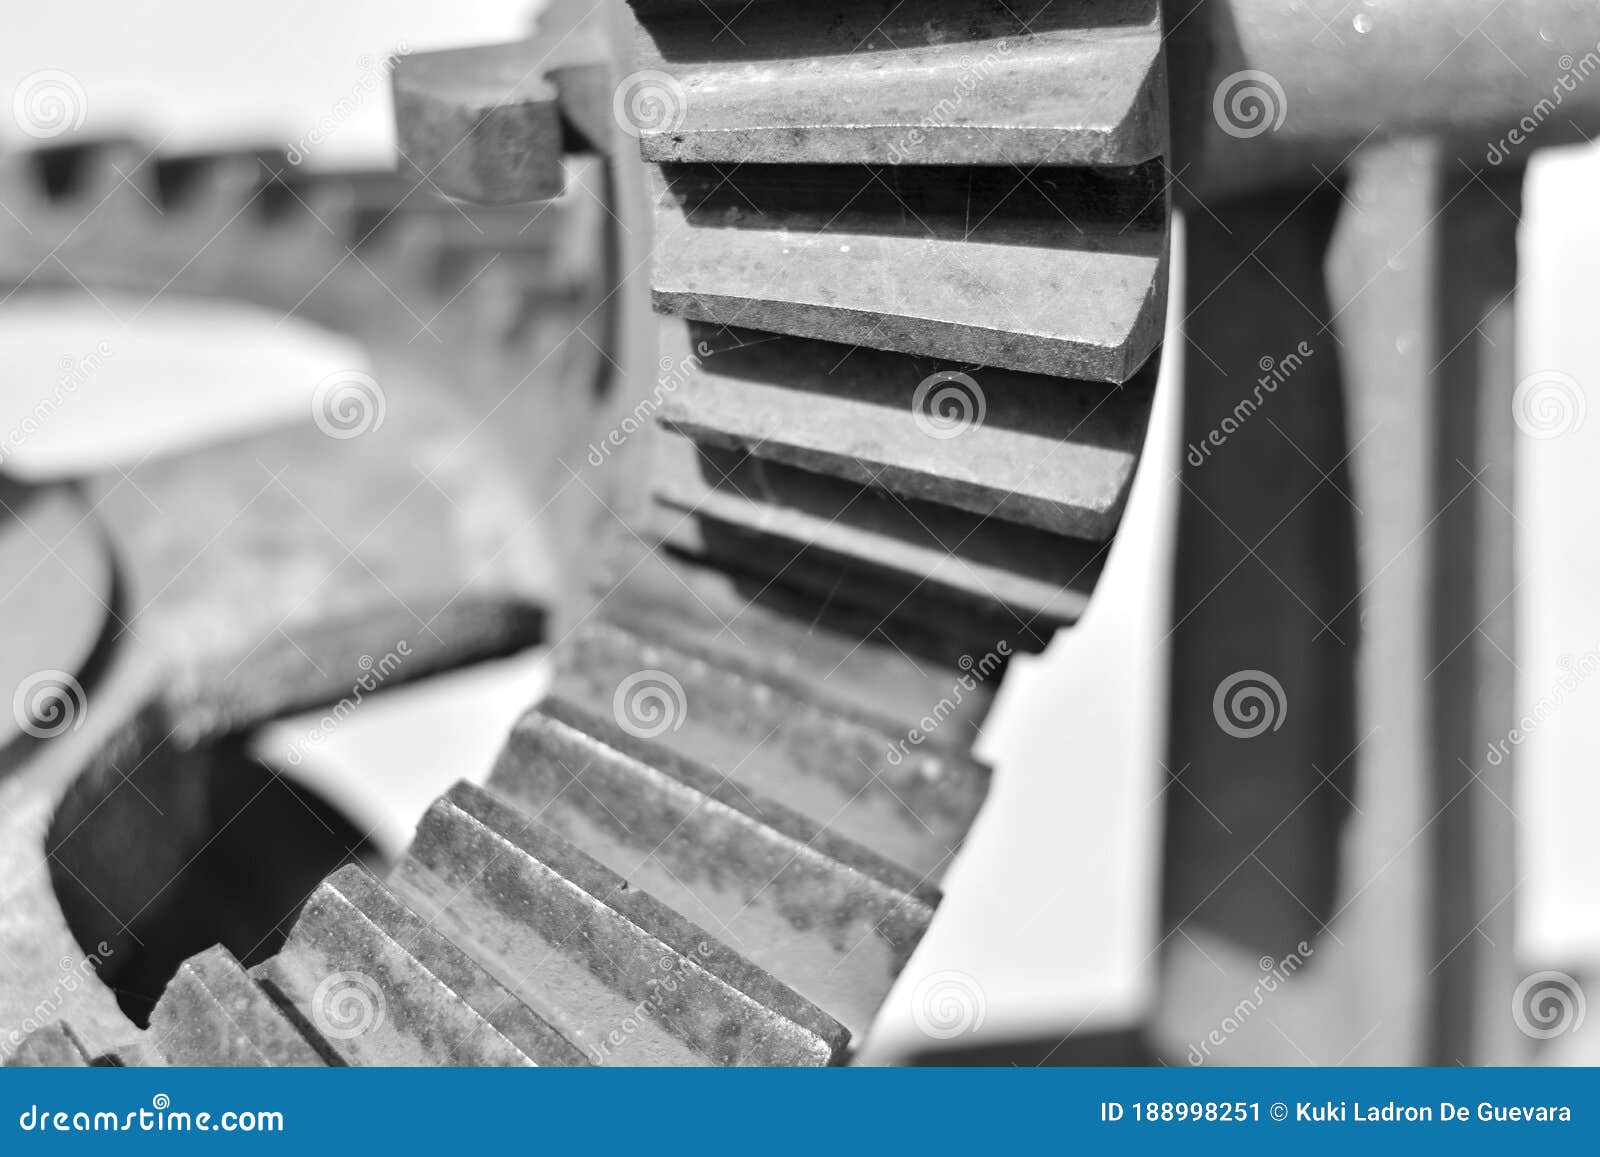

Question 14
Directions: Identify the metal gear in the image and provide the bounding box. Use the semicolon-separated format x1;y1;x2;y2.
8;0;1169;1066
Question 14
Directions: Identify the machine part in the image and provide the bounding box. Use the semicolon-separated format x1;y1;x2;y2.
658;323;1155;540
260;865;590;1067
1164;0;1600;200
627;0;1166;167
488;697;938;1044
395;781;849;1065
1158;141;1527;1068
11;0;1172;1065
648;161;1167;384
550;617;991;881
392;41;569;205
6;1023;93;1067
0;73;610;1054
1147;0;1594;1064
628;0;1169;644
145;947;325;1066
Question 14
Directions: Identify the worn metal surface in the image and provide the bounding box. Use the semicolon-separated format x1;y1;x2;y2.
145;946;324;1066
389;0;617;202
0;130;598;1062
589;534;1005;738
4;1023;91;1067
394;782;848;1065
262;866;589;1066
1164;0;1600;198
86;416;547;744
392;41;566;205
0;420;553;1061
489;699;938;1041
623;0;1169;694
1156;143;1527;1066
548;62;615;155
10;0;1168;1066
659;322;1154;539
554;618;991;880
627;0;1166;166
650;161;1167;383
654;437;1104;631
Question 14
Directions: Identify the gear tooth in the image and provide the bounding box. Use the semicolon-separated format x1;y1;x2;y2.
392;41;567;205
154;149;281;216
627;0;1165;167
4;1022;93;1067
29;137;154;208
487;699;938;1042
146;946;324;1066
660;322;1153;540
629;0;1170;646
260;866;588;1066
555;618;992;880
392;782;847;1065
595;536;1004;743
4;139;165;289
649;160;1167;383
652;436;1099;638
3;0;1170;1068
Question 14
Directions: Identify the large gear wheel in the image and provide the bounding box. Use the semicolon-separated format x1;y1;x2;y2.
10;0;1170;1066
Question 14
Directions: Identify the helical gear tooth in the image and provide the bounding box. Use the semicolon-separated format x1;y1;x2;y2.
391;782;848;1065
259;866;588;1066
625;0;1169;650
485;699;939;1042
626;0;1166;167
554;618;992;881
660;322;1155;540
651;435;1102;638
145;946;324;1066
647;160;1167;383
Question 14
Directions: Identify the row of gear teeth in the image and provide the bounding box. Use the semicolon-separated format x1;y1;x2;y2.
10;0;1169;1065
